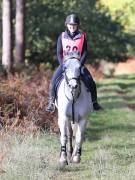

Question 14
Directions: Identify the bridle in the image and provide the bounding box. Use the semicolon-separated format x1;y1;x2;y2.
63;67;81;97
63;65;81;124
64;72;80;89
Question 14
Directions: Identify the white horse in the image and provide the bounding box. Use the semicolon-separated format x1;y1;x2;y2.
56;58;93;166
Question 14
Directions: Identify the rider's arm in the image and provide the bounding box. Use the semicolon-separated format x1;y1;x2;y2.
57;35;63;65
80;37;88;66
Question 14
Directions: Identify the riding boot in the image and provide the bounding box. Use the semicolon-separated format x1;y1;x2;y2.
91;83;103;111
46;86;55;112
93;102;103;111
46;65;63;112
80;66;103;111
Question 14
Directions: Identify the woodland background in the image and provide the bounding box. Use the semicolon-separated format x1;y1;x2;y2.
0;0;135;72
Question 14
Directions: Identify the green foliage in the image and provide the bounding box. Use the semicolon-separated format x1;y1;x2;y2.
100;0;135;32
25;0;135;66
25;0;65;67
1;0;135;68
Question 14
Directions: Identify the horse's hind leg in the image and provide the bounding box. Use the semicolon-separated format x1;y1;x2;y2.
72;119;86;163
58;116;68;166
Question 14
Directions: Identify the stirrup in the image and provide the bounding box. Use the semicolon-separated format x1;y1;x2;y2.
46;103;55;112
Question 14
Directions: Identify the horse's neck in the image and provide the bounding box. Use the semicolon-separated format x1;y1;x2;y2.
63;79;81;101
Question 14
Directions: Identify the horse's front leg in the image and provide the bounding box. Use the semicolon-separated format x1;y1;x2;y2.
72;119;86;163
58;115;68;166
67;121;73;162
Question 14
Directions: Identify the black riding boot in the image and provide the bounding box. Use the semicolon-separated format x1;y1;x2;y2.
46;65;63;112
46;86;55;112
81;67;103;111
90;83;103;111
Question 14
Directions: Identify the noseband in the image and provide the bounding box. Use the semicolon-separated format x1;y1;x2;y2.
64;70;80;90
63;68;81;101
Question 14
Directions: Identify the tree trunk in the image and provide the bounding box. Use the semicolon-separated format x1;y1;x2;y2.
2;0;13;74
15;0;25;64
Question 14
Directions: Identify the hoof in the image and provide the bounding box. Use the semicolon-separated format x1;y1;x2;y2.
72;155;81;163
59;152;68;166
59;160;68;166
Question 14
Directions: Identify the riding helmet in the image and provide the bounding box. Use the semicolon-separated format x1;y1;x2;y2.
65;14;80;25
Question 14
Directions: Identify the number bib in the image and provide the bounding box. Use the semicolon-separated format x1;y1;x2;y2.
62;32;84;60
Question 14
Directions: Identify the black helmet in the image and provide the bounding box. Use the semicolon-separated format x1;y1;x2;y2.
65;14;80;25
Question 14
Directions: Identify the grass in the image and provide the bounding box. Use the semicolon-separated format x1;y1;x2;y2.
0;73;135;180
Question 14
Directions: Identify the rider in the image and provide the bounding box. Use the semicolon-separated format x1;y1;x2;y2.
46;14;102;112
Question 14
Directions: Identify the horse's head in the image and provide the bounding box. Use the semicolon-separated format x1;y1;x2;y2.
63;58;81;91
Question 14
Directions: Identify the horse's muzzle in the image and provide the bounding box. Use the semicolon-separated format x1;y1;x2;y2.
69;79;78;89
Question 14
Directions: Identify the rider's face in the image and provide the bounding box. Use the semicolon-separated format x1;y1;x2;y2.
67;24;78;34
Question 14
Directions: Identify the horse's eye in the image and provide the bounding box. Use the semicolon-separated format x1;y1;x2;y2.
63;66;66;70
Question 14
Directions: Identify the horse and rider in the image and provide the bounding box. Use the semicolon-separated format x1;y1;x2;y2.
46;13;103;112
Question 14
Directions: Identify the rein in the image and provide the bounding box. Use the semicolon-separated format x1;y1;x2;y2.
71;91;75;124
